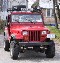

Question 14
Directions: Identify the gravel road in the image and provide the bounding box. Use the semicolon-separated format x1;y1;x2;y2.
0;35;60;63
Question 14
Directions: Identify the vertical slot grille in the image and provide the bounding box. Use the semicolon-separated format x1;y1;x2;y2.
29;31;40;41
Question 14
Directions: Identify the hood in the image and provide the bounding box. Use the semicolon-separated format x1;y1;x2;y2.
10;23;48;31
10;23;49;39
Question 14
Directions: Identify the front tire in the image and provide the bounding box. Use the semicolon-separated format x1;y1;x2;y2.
10;42;19;60
45;40;55;58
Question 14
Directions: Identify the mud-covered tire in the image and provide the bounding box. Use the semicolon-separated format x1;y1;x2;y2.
10;42;19;60
45;40;55;58
4;40;10;51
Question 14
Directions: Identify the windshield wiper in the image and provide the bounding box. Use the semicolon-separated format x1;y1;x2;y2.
15;20;20;23
27;19;33;23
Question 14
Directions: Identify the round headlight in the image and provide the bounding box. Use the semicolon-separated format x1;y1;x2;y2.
23;31;28;35
42;31;46;34
11;34;15;38
11;34;15;37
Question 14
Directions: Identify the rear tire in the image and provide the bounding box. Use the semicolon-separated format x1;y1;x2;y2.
45;40;55;58
4;40;10;51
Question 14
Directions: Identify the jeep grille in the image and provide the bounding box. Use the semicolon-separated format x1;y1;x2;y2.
28;31;40;41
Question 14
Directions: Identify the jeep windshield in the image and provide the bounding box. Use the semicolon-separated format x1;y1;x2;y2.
12;14;42;22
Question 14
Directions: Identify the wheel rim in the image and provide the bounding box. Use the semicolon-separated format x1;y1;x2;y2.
10;48;13;56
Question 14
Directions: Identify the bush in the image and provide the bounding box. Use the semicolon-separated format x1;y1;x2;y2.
0;20;5;33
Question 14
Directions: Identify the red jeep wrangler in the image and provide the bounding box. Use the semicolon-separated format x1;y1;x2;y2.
4;7;55;60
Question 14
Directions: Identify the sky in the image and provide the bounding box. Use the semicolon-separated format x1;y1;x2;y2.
28;0;36;8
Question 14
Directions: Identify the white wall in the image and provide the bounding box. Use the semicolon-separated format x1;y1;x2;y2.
39;0;53;8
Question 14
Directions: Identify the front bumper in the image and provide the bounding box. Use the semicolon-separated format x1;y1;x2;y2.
19;41;54;46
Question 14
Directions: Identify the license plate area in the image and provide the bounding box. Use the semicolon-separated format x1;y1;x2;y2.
47;34;55;38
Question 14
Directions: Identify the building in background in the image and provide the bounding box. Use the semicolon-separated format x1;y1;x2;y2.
39;0;54;24
39;0;60;24
1;0;29;20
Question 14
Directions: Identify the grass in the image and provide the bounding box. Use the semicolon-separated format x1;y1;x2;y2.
47;26;60;42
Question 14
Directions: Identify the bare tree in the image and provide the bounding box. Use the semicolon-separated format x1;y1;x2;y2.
53;0;58;29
